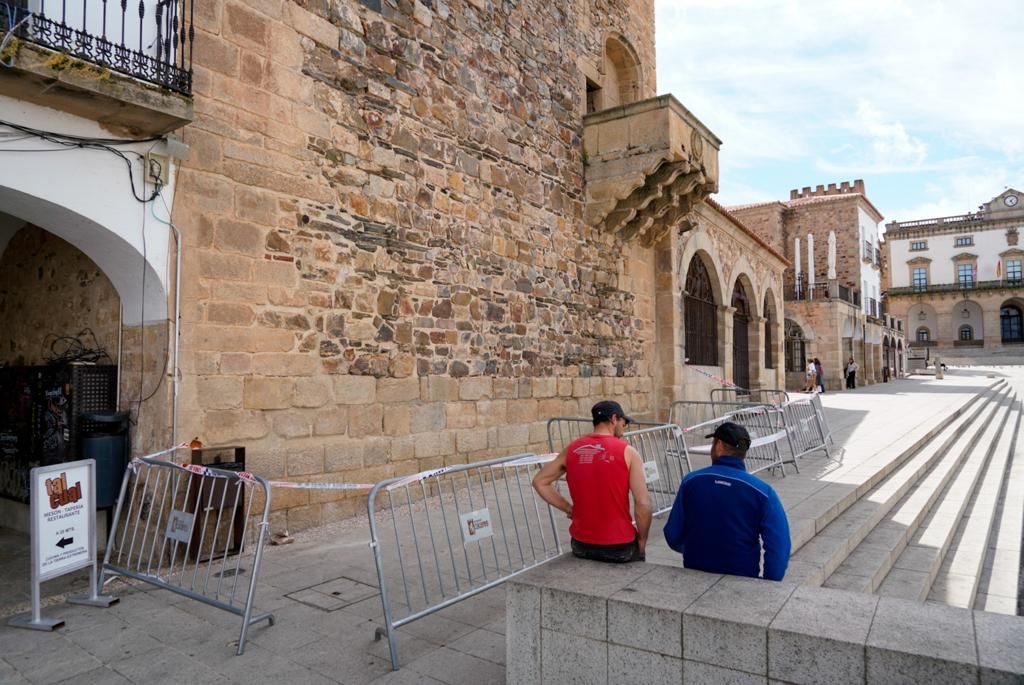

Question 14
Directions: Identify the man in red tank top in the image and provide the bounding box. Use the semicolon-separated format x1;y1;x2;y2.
532;400;652;563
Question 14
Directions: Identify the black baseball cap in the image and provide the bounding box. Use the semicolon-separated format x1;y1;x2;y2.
705;421;751;450
591;400;633;426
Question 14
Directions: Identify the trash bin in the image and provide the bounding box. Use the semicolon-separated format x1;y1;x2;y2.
80;411;130;509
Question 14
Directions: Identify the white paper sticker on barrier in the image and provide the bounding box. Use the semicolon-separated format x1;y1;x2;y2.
459;508;493;544
165;510;195;544
643;461;659;484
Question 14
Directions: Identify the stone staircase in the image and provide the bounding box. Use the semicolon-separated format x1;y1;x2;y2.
783;380;1022;614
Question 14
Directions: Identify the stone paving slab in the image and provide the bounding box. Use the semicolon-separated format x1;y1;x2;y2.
0;370;1019;683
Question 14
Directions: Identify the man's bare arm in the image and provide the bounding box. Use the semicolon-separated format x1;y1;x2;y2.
626;446;653;551
532;450;572;517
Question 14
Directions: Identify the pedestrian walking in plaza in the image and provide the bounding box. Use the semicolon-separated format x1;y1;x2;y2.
845;357;859;389
814;358;825;393
804;359;817;392
532;400;652;563
663;422;790;580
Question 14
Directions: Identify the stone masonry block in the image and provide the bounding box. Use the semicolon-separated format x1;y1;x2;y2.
410;402;446;434
608;566;719;659
609;644;681;685
768;585;877;685
683;576;797;675
456;429;488;453
333;375;376;404
532;377;557;398
974;610;1024;683
292;378;333;408
194;376;243;409
243;377;293;409
608;594;682;658
498;424;530;448
413;431;455;459
383;405;411;436
506;582;541;685
507;399;539;423
541;629;606;685
445;402;477;429
459;376;492;400
865;596;977;684
313;407;348;436
273;411;311;439
423;376;460;402
377;377;420;403
286;446;324;476
684;660;767;685
253;352;317;376
492;378;518;399
348;404;384;438
540;587;607;641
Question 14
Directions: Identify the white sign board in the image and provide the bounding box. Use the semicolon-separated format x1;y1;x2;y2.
459;508;493;544
165;510;195;544
32;460;94;582
642;461;660;484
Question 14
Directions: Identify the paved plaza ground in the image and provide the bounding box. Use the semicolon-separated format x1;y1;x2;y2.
1;369;1021;684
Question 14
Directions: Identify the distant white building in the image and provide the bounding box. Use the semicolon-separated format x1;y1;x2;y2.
883;189;1024;360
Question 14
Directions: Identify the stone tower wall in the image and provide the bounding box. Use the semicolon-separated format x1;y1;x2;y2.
172;0;660;530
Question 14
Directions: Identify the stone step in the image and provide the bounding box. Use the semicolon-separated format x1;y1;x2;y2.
822;385;1012;594
974;395;1024;615
781;380;1003;560
784;383;1007;585
877;392;1016;602
924;398;1022;610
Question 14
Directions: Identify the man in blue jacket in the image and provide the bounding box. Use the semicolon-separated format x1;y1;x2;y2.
663;421;790;580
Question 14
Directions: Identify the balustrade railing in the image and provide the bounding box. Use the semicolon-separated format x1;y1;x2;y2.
0;0;193;94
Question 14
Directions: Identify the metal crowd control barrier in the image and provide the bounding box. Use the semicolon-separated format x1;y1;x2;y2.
367;452;563;670
545;418;691;515
779;394;835;466
100;453;274;655
710;387;789;408
683;405;790;476
668;400;764;431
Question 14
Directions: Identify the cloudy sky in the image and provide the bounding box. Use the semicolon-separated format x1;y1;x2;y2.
655;0;1024;227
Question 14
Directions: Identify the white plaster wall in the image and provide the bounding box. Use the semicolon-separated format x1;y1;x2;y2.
0;95;176;325
889;225;1015;287
858;208;882;308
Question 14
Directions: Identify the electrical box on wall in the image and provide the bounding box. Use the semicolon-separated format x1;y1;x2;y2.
145;152;169;185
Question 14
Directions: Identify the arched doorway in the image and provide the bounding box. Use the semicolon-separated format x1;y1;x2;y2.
897;341;904;375
882;336;890;382
763;297;776;372
731;283;751;390
1000;302;1023;343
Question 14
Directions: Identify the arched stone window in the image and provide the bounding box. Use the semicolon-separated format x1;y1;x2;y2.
763;300;774;370
784;319;805;373
1001;305;1023;342
684;256;718;365
958;325;973;341
603;35;641;109
731;284;751;390
916;327;931;342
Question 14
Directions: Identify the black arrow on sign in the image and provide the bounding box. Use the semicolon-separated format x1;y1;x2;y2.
56;537;73;548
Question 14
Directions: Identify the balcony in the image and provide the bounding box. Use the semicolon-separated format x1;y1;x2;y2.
863;240;874;264
785;278;860;307
0;0;192;135
888;279;1024;296
583;95;721;247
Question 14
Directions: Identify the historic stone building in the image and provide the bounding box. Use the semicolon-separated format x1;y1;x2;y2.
883;188;1024;363
731;181;905;391
0;0;786;529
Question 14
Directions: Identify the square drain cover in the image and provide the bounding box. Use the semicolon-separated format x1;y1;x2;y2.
285;576;378;612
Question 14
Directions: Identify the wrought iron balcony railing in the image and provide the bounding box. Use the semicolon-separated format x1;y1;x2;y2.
888;279;1024;296
0;0;193;95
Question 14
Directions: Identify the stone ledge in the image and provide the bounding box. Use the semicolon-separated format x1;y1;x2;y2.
506;556;1024;685
0;40;192;137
